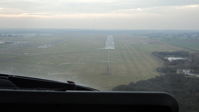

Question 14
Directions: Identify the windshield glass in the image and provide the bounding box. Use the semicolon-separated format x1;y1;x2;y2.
0;0;199;112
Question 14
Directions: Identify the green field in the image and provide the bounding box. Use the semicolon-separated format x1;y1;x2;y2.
163;38;199;51
149;31;199;51
0;31;184;90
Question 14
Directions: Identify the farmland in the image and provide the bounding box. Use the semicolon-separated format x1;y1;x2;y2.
148;31;199;51
0;30;184;90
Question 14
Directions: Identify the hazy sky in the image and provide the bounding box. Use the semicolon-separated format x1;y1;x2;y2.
0;0;199;30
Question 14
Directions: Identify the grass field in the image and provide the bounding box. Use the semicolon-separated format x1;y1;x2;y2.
0;31;184;90
149;31;199;51
163;38;199;51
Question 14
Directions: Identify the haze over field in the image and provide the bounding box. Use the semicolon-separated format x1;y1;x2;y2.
1;29;192;90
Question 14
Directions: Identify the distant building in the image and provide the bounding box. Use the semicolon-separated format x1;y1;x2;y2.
164;57;187;62
177;69;191;75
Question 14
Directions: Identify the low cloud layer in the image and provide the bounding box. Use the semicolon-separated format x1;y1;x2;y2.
0;0;198;30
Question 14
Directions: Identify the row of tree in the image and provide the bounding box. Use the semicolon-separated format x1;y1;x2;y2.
113;51;199;112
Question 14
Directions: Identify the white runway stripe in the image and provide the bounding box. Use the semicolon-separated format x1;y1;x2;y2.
105;35;115;50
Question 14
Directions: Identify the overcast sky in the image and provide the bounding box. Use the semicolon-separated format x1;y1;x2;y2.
0;0;199;30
